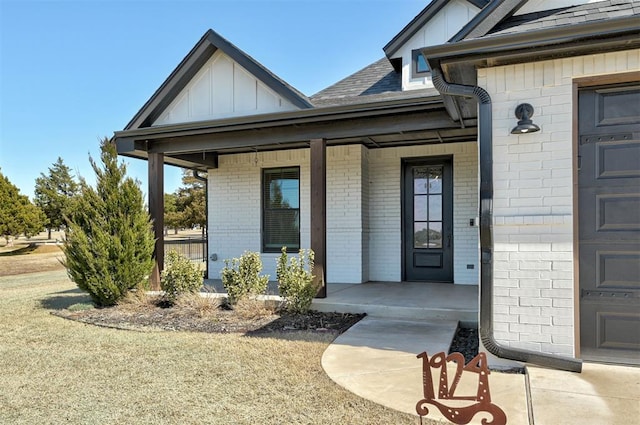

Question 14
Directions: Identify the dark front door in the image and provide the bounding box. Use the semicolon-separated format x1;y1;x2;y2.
403;158;453;282
578;83;640;365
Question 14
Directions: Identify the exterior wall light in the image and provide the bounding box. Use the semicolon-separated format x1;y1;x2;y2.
511;103;540;134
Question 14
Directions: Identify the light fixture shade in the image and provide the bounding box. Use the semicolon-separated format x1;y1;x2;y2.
511;103;540;134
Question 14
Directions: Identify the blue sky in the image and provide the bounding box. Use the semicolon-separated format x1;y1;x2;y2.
1;0;426;199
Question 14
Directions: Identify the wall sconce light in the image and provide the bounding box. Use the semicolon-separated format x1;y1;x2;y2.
511;103;540;134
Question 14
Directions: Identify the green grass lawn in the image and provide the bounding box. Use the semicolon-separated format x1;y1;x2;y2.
0;270;422;425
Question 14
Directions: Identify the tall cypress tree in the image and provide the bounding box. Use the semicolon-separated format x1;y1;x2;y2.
34;157;79;239
62;138;155;306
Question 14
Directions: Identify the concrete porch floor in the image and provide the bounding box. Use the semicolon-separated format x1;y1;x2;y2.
312;282;479;325
205;280;479;325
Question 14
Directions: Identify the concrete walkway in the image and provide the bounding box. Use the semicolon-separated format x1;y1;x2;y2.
322;317;640;425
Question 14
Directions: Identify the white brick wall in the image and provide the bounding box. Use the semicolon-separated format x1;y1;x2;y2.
207;141;480;286
207;149;310;281
207;145;367;283
368;142;479;284
478;48;640;357
361;146;370;282
326;145;365;283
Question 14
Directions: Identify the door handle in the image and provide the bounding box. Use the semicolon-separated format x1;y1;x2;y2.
447;235;451;248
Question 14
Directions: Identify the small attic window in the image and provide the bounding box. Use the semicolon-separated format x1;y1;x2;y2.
412;49;430;77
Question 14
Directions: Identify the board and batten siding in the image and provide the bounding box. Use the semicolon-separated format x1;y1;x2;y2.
389;0;480;92
478;48;640;357
153;50;299;126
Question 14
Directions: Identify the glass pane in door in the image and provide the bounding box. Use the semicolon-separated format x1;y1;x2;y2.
413;166;443;250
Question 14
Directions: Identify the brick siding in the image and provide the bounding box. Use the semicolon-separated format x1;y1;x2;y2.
478;48;640;357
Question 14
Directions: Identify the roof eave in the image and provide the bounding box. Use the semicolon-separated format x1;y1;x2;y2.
124;30;217;130
449;0;529;42
425;15;640;65
383;0;449;59
115;94;445;141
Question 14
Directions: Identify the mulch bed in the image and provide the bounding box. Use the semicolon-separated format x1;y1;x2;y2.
53;297;366;336
448;326;479;363
53;295;479;359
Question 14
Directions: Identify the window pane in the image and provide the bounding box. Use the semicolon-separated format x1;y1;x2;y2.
263;167;300;251
414;223;429;248
428;167;442;194
264;210;300;249
269;178;299;208
416;53;429;73
428;222;443;248
414;195;428;221
413;167;429;194
429;195;442;221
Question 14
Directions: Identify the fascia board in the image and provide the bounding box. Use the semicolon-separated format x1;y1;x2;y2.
383;0;449;59
114;96;444;141
425;15;640;63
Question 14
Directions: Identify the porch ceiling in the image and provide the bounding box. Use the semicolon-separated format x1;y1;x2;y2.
115;97;478;170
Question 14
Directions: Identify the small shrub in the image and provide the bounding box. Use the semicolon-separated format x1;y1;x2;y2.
221;251;269;305
276;247;317;313
161;250;204;302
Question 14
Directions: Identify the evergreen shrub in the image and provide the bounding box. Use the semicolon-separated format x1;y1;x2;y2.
220;251;269;305
62;139;155;307
161;250;204;302
276;247;317;313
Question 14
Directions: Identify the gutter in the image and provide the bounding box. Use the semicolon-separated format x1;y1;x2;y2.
115;95;445;141
426;15;639;62
192;170;209;279
428;65;582;373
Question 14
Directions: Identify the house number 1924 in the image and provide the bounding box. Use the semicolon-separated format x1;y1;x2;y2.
415;351;507;425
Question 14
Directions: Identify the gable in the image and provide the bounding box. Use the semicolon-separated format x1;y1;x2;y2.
124;29;311;130
387;0;482;91
153;50;300;126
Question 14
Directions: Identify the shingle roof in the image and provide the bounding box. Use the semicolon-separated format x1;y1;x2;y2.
305;1;640;110
309;58;440;107
486;0;640;38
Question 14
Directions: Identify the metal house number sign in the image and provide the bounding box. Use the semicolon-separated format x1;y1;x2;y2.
416;351;507;425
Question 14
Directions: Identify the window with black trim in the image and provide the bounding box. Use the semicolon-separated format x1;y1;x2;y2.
262;167;300;252
412;49;430;77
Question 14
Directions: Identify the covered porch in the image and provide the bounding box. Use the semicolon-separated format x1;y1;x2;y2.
204;280;478;325
115;96;479;293
112;29;481;294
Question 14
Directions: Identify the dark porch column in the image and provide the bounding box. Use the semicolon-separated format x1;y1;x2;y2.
148;152;164;290
310;138;326;298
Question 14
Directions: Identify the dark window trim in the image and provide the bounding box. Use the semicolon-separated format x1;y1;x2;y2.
412;49;431;78
261;166;301;253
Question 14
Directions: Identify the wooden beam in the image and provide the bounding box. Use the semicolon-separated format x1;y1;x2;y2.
147;110;457;154
170;152;218;169
148;152;164;290
310;138;327;298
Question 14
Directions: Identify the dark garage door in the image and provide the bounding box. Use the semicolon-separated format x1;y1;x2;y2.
578;83;640;365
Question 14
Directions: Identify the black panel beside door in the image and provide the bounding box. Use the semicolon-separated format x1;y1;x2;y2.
403;158;453;282
578;83;640;365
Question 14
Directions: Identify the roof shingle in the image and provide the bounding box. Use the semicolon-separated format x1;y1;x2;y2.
486;0;639;37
